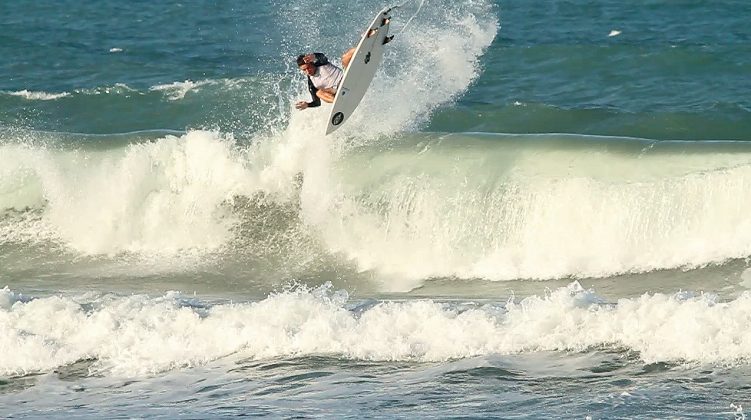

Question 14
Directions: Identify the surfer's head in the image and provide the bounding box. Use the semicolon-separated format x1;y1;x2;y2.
296;55;316;76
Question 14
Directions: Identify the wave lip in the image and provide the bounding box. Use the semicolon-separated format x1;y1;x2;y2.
149;79;218;101
5;90;70;101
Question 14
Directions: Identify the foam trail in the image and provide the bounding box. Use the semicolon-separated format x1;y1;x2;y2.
3;282;751;377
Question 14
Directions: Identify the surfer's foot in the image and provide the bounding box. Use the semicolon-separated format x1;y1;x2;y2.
383;35;394;45
366;28;378;38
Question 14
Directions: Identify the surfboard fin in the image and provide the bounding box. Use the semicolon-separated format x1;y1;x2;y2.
383;35;394;45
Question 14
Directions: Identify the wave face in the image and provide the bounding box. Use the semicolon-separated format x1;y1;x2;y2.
0;0;751;291
4;130;751;291
323;135;751;283
1;0;750;291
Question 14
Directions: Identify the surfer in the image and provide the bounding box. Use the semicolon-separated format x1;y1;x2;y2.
295;26;391;111
294;51;353;110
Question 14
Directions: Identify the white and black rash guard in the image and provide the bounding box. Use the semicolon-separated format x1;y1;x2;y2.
305;53;343;108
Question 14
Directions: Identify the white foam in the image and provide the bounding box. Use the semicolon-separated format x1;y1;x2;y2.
7;90;70;101
150;80;214;100
608;30;622;37
3;282;751;377
147;78;253;100
7;130;751;286
731;403;746;420
740;268;751;289
0;143;48;211
305;138;751;290
1;130;258;255
109;47;123;53
269;0;499;289
73;83;137;95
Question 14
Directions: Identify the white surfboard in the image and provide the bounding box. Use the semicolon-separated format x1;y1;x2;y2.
325;7;392;135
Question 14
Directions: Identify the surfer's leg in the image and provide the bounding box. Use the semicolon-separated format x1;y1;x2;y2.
342;48;355;68
316;88;336;103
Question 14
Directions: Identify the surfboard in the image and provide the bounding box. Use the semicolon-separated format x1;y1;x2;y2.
325;7;392;135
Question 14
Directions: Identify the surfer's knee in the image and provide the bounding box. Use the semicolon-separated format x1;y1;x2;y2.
342;48;355;68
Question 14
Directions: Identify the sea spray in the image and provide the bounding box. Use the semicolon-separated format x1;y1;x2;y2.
1;131;254;255
5;133;751;287
315;134;751;288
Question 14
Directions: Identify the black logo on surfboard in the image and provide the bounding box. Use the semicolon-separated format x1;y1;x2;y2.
364;52;371;64
332;112;344;126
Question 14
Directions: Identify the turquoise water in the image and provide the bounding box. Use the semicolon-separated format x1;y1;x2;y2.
2;0;751;418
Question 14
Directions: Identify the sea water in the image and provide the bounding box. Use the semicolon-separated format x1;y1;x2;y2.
2;0;751;418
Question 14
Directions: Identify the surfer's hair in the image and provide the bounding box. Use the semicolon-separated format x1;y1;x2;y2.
296;55;306;66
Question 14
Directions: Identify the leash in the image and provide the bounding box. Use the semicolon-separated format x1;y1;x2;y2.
387;0;427;35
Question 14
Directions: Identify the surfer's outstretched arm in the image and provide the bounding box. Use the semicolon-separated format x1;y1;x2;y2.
295;77;321;110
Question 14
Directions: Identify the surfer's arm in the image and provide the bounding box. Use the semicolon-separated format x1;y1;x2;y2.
296;77;321;110
306;77;321;107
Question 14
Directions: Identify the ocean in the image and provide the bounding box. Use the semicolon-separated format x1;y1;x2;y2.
2;0;751;417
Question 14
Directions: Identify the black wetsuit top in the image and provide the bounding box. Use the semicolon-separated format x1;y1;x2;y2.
305;53;330;108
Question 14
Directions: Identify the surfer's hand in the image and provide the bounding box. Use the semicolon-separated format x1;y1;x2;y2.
295;101;308;110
